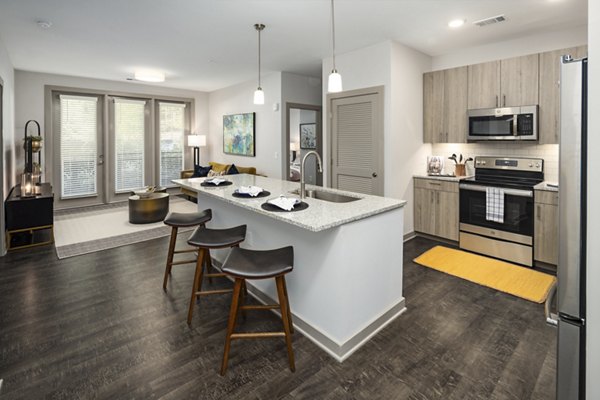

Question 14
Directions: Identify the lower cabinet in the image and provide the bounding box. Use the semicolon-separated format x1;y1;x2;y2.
414;178;459;241
534;190;559;265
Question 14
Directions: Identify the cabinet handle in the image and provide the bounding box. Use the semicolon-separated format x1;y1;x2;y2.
428;182;442;186
436;191;440;205
503;94;506;107
537;205;541;221
495;95;499;107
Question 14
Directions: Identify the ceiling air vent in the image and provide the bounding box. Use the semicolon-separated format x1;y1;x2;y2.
473;15;506;27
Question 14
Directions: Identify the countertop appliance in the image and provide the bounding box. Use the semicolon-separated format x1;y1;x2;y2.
554;54;587;400
459;156;544;267
467;105;538;141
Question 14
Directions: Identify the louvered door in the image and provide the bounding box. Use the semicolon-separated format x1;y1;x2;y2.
331;92;383;195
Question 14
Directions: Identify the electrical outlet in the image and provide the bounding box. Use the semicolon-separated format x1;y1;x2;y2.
274;152;279;159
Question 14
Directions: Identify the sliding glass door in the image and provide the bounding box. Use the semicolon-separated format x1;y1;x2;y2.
157;102;186;188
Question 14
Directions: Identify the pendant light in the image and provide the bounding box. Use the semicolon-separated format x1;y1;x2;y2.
327;0;342;93
253;23;266;104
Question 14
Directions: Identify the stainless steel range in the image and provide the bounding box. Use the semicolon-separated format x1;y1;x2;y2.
459;156;544;266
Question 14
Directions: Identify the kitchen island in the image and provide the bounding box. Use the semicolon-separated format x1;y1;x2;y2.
173;174;406;361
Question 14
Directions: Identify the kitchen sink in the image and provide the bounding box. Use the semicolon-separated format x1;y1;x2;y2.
289;189;361;203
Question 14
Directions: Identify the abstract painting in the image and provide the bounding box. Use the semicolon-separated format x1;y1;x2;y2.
223;113;255;157
300;123;316;149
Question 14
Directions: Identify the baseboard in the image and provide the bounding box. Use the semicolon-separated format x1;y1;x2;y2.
403;231;417;242
244;282;406;362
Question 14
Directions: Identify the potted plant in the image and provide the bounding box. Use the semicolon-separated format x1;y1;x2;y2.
23;135;43;152
448;153;473;176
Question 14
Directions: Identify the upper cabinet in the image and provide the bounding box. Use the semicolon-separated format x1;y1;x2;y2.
538;45;588;144
423;66;468;143
468;55;539;109
424;45;587;144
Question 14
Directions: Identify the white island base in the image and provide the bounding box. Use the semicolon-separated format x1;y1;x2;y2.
175;175;406;362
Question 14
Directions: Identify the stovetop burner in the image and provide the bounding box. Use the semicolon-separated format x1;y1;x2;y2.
460;156;544;190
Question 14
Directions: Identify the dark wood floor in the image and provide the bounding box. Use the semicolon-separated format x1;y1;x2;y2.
0;235;556;399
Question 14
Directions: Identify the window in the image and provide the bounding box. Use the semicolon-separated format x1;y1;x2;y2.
114;98;146;192
59;95;98;198
158;102;186;187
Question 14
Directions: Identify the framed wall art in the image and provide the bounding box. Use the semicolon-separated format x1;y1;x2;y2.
223;112;255;157
300;123;316;149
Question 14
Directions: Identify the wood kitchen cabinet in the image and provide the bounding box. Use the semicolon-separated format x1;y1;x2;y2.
414;178;459;241
468;55;538;109
539;45;588;144
423;66;468;143
534;189;559;266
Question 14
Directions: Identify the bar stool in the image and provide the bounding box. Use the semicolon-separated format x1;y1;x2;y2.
186;225;247;325
162;210;212;291
219;246;295;375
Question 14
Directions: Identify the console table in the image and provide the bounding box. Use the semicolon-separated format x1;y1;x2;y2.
5;183;54;250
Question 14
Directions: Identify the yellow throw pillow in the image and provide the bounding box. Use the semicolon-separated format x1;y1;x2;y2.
209;162;230;173
235;166;257;175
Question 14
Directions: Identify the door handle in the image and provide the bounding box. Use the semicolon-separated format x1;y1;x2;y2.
97;155;104;166
372;172;378;178
545;281;558;326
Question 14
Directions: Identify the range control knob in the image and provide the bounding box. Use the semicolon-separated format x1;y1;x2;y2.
536;163;541;168
529;163;533;168
481;161;487;166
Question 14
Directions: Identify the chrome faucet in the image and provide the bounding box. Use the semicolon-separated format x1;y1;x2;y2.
300;151;323;199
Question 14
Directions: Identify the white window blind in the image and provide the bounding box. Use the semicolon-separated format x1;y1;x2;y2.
159;102;186;187
114;98;146;192
60;95;98;198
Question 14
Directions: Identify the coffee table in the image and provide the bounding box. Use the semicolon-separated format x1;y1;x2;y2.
128;193;169;224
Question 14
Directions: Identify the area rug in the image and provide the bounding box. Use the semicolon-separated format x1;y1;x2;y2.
54;196;198;259
414;246;556;303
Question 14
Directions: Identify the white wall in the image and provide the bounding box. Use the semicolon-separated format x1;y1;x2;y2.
0;35;15;255
14;70;209;180
207;72;282;178
587;2;599;398
322;40;432;235
432;25;587;70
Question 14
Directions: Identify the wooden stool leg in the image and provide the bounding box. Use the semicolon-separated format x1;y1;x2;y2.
163;226;178;291
239;280;247;320
205;248;213;284
187;248;206;325
276;276;295;372
281;277;294;334
220;278;243;376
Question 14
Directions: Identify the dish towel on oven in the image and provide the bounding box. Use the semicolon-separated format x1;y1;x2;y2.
486;187;505;223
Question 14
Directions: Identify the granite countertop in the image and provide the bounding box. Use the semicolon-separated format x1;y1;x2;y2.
413;174;473;182
173;174;406;232
534;182;559;192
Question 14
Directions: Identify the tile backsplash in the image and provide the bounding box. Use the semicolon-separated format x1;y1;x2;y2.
431;143;559;183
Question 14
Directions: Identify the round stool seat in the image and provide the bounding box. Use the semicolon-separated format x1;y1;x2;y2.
222;246;294;279
187;225;247;249
164;209;212;227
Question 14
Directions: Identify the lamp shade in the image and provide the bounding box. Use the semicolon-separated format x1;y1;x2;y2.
253;88;265;105
187;134;206;147
328;71;343;93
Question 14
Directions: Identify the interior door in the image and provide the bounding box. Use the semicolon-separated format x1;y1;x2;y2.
53;93;105;208
330;89;383;195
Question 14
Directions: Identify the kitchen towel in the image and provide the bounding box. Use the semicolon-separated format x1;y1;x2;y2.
486;187;504;223
206;178;226;185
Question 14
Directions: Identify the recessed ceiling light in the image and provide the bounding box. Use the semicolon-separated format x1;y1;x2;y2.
134;70;165;83
36;20;52;29
448;19;466;28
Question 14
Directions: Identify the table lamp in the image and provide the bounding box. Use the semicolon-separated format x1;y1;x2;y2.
290;142;299;162
187;134;207;166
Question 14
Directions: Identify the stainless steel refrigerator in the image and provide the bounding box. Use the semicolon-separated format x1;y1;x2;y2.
557;55;588;399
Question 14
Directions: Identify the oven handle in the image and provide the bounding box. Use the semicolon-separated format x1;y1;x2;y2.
459;184;533;198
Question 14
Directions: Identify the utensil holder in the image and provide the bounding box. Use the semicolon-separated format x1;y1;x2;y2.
455;164;466;176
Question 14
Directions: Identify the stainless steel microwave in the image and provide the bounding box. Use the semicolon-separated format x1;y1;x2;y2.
467;105;538;141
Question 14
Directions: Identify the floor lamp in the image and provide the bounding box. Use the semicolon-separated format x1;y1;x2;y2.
187;134;207;166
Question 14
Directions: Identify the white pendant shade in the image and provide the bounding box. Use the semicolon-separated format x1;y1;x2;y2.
328;71;343;93
253;88;265;105
187;134;206;147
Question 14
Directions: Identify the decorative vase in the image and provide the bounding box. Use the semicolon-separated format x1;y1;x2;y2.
455;164;466;177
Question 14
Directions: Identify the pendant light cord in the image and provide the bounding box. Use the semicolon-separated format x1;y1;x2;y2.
331;0;337;71
258;26;262;87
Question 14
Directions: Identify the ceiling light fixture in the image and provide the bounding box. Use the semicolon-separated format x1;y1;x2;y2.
134;70;165;83
253;23;266;105
327;0;342;93
448;19;466;28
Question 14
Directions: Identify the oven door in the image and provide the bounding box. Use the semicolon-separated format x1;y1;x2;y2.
459;184;534;237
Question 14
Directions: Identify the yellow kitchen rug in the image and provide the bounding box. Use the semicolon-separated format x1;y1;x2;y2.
414;246;556;303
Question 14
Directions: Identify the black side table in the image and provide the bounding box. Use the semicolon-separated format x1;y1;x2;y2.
5;183;54;250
